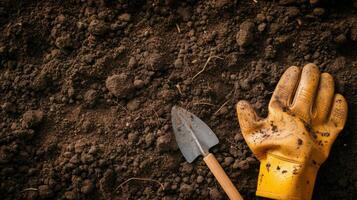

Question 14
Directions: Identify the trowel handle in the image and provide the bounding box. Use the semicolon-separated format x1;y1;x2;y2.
204;153;244;200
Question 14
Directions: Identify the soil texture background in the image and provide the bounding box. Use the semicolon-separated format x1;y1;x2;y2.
0;0;356;199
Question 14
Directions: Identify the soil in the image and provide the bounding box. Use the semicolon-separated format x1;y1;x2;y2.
0;0;356;200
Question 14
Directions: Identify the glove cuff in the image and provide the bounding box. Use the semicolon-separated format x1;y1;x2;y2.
256;153;319;200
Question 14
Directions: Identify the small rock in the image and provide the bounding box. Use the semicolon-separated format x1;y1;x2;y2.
156;134;172;152
0;45;6;55
38;185;53;199
55;34;72;50
334;34;347;44
28;168;39;176
118;13;131;22
32;68;50;91
88;146;98;154
145;132;154;147
313;8;325;16
146;52;164;71
229;147;243;158
114;46;126;57
105;73;134;98
213;0;231;8
81;153;94;164
84;89;98;106
133;79;145;88
196;175;204;184
158;89;174;101
246;157;258;165
82;120;94;133
128;132;139;144
309;0;319;4
21;110;44;129
226;53;238;67
174;58;183;68
209;187;222;200
81;179;94;194
257;23;266;32
88;19;108;36
224;157;234;166
181;163;193;174
69;155;80;164
1;102;16;113
67;87;75;98
126;99;140;111
350;23;357;41
269;23;280;34
233;160;250;170
179;183;193;195
256;13;266;22
265;45;276;59
128;57;137;68
234;133;244;142
331;57;346;72
64;191;77;200
74;140;86;153
236;20;255;47
56;14;66;24
239;78;250;90
286;7;300;18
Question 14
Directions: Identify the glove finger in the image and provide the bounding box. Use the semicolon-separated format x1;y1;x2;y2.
236;100;260;134
312;73;335;124
317;94;348;155
290;63;320;122
327;94;348;133
269;66;300;109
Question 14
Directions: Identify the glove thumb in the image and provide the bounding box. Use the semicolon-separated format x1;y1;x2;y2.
236;100;260;134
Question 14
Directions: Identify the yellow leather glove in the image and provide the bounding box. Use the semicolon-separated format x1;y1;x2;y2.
235;63;348;200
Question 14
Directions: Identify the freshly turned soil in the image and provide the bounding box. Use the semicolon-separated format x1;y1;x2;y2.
0;0;356;199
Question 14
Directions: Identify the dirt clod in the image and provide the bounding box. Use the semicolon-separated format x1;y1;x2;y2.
223;156;234;166
156;134;172;152
81;179;94;194
88;19;108;36
55;34;72;50
105;73;134;98
38;185;53;199
179;183;193;195
233;160;250;170
126;99;140;111
236;20;255;47
21;110;44;129
209;187;222;200
64;191;77;200
99;169;116;194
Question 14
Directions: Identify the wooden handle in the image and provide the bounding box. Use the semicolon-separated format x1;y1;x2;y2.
203;153;244;200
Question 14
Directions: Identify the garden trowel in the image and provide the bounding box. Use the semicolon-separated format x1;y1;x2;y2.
171;106;243;200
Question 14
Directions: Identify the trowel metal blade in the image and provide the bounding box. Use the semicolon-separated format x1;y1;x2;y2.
171;106;219;163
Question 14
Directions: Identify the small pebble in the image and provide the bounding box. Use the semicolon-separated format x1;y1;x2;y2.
224;157;234;166
196;175;204;184
313;8;325;16
179;183;193;195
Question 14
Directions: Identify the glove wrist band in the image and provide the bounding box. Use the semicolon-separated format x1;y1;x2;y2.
256;153;319;200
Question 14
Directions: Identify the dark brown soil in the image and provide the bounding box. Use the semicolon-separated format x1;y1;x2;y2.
1;0;356;199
